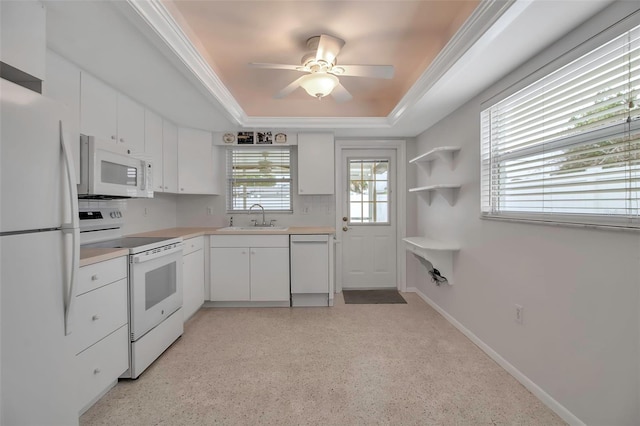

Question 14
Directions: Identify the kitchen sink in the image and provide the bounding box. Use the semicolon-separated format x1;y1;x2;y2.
217;226;289;232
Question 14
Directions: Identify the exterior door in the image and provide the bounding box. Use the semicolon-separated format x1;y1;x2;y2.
340;149;397;289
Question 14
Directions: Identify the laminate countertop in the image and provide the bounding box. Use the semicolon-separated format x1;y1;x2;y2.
128;226;336;239
80;226;335;266
80;248;129;267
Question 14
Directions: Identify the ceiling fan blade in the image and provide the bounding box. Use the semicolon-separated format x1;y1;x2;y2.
331;83;353;103
274;76;305;99
335;65;395;79
249;62;302;71
315;34;345;65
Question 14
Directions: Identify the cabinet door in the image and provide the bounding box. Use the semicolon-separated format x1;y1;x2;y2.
117;94;145;154
183;248;204;320
178;127;214;194
210;248;250;301
80;72;117;142
144;109;164;192
0;1;46;81
44;51;81;183
162;120;179;193
250;247;289;302
298;133;334;195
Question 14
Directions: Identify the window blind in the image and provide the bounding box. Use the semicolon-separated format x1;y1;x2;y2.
226;148;292;212
481;23;640;228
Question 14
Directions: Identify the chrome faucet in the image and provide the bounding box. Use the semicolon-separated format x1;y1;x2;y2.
249;204;266;226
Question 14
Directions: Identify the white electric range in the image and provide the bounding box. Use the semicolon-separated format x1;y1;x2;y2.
80;207;184;378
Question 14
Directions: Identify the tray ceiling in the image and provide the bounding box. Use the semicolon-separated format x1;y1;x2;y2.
162;0;480;118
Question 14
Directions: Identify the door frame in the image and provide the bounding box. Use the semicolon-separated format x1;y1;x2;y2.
334;139;407;293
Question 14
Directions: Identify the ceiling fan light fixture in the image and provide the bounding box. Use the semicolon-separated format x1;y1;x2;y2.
299;73;339;99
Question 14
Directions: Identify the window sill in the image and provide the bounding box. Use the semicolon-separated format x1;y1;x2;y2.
480;214;640;233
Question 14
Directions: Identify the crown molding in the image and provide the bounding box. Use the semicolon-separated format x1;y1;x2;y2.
243;116;392;130
387;0;516;125
125;0;247;125
125;0;516;131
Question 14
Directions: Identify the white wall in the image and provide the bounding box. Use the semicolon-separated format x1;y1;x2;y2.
409;3;640;425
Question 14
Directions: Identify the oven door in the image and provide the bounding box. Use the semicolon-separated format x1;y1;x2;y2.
129;246;183;341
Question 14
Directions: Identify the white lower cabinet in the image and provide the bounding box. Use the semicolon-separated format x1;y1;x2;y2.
182;236;205;320
75;256;129;414
210;235;289;304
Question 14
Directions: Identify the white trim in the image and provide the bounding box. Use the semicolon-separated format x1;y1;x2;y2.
123;0;514;131
335;139;407;293
125;0;247;125
243;116;392;130
387;0;516;125
406;286;586;426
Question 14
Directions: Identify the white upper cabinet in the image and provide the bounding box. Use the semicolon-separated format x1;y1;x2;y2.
144;109;164;192
80;73;118;142
43;51;81;183
178;127;217;195
297;133;335;195
0;1;46;82
80;72;144;154
162;120;179;193
116;94;145;155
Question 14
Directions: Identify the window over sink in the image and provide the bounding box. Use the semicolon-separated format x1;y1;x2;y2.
226;147;292;212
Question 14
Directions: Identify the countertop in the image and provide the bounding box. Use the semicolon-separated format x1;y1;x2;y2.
80;248;129;267
128;226;336;239
80;226;335;266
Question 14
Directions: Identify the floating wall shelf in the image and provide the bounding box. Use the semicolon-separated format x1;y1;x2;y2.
408;184;460;206
409;146;460;175
403;237;459;285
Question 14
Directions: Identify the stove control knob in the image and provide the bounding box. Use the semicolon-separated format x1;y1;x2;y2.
110;212;115;218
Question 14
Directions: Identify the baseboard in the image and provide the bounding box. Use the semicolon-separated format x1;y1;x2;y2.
406;287;585;426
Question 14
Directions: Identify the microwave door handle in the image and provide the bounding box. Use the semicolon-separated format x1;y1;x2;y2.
60;121;79;336
140;161;146;191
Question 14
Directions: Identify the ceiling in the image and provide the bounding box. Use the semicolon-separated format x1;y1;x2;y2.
162;0;480;118
44;0;614;137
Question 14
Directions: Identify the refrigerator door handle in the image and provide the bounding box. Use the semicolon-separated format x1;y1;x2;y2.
60;121;79;335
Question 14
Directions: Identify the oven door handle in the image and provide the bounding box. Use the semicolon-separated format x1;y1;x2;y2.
132;243;184;263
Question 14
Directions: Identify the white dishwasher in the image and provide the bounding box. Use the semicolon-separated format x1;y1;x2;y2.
290;234;330;307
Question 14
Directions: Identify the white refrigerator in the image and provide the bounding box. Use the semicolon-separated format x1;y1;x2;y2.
0;80;80;425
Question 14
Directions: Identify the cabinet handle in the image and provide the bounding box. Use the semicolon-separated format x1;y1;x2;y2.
93;368;101;375
241;250;246;255
120;138;124;143
91;274;99;281
92;314;100;321
251;250;256;255
110;135;116;140
164;186;168;189
181;188;184;191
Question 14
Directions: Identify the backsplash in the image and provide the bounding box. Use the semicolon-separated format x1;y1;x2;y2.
79;193;178;235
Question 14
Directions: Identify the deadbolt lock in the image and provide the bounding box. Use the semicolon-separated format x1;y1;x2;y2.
342;217;348;222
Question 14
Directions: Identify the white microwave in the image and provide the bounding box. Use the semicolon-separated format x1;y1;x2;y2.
78;135;153;199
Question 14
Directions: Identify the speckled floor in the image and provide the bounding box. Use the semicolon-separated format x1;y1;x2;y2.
80;293;565;425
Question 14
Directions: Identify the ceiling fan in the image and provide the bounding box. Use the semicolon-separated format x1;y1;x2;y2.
249;34;395;103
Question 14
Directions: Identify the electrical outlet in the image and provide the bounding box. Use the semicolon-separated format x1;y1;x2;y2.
207;207;214;216
515;304;523;324
301;205;310;215
143;207;148;217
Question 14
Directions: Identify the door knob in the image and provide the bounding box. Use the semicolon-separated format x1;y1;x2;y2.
342;226;348;232
342;217;348;222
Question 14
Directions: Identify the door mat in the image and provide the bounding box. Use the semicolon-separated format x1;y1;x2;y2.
342;290;407;304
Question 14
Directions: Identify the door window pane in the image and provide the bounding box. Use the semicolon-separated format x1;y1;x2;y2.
348;159;390;224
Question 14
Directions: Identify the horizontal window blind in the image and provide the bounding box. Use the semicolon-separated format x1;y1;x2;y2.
226;148;292;212
481;23;640;228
